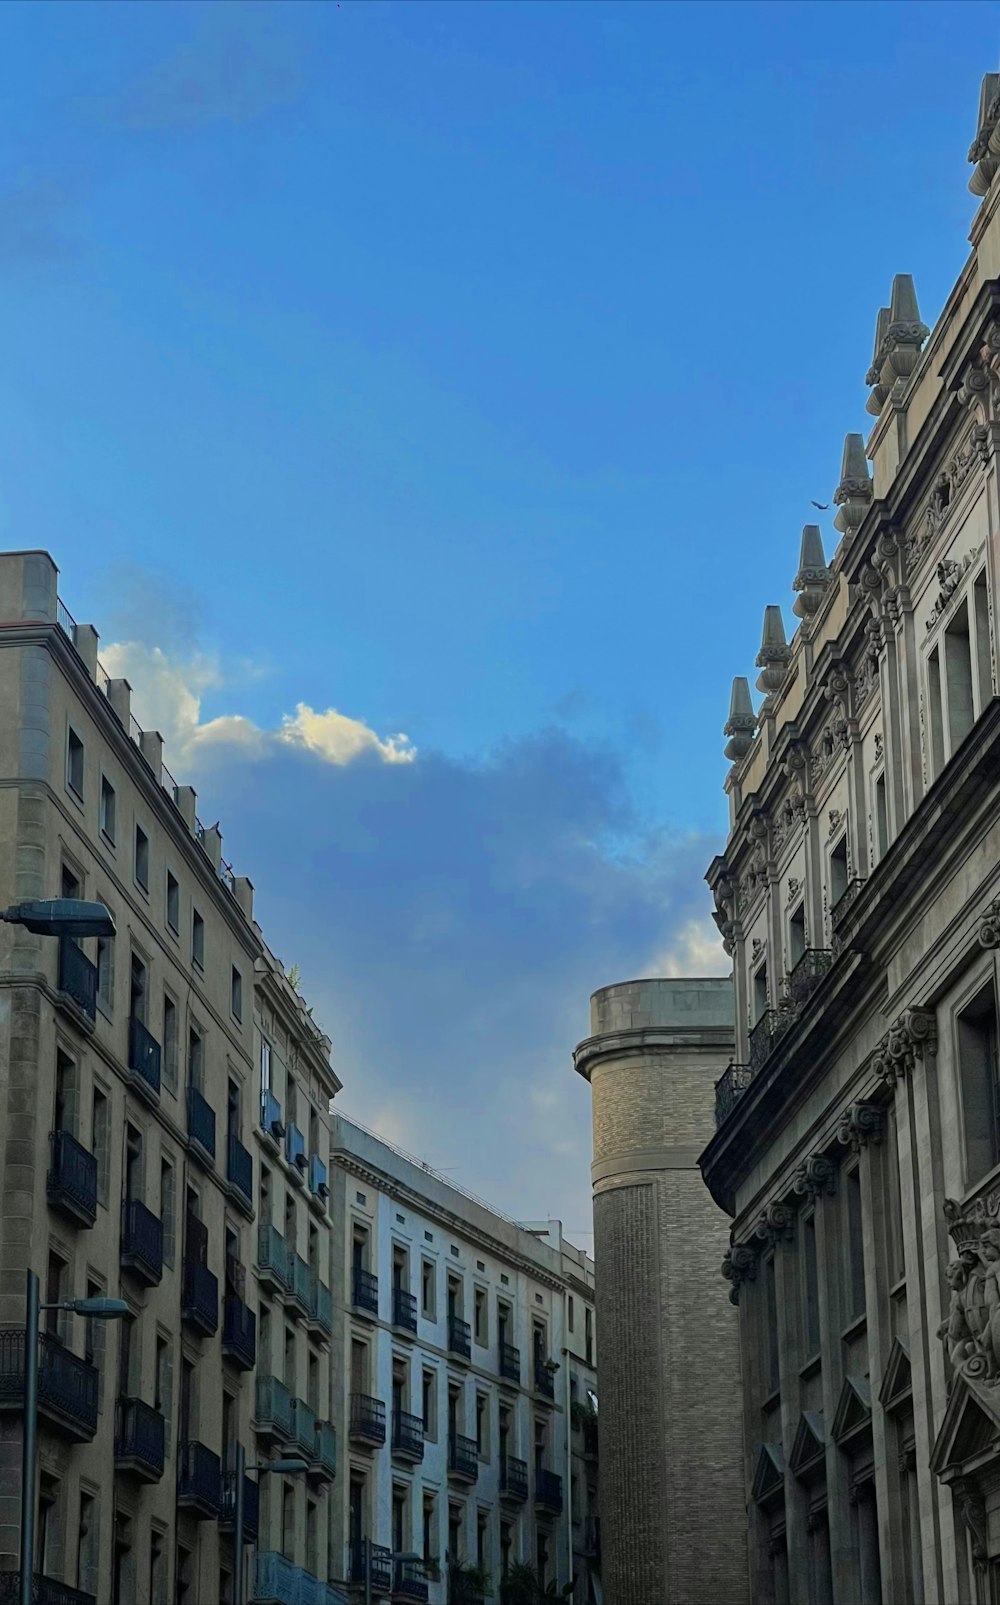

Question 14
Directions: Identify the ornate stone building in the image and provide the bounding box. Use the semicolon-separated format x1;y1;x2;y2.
699;71;1000;1605
573;978;747;1605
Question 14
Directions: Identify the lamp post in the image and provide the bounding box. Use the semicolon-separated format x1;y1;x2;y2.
19;1273;128;1605
232;1446;309;1605
1;899;115;938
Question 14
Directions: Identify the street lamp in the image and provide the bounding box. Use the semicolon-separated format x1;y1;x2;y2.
19;1271;128;1605
1;899;116;938
232;1446;309;1605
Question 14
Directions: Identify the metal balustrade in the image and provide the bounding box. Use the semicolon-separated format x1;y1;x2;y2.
0;1330;98;1440
256;1375;294;1439
448;1314;472;1360
222;1294;256;1370
47;1130;98;1226
395;1561;430;1602
352;1266;379;1317
714;1063;753;1127
448;1432;479;1481
499;1454;528;1502
121;1198;164;1285
534;1360;556;1398
221;1471;259;1542
312;1419;336;1479
186;1086;216;1162
748;1008;795;1074
58;938;97;1022
787;947;834;1008
257;1223;291;1294
535;1468;564;1512
226;1133;253;1209
115;1395;166;1480
0;1576;96;1605
392;1409;425;1462
831;876;866;931
499;1341;521;1383
349;1392;386;1446
181;1257;219;1336
128;1016;161;1099
177;1439;222;1517
392;1286;418;1332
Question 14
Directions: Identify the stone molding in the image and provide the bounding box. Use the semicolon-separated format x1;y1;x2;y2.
791;1153;837;1202
979;895;1000;949
837;1101;883;1152
754;1201;795;1249
721;1242;757;1306
871;1009;936;1089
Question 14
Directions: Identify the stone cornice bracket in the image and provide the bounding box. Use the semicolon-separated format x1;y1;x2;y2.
791;1153;837;1202
837;1101;883;1152
968;71;1000;198
871;1008;936;1089
780;739;811;793
865;276;929;418
724;676;756;764
721;1242;758;1305
754;1201;795;1249
756;606;792;698
954;1478;989;1569
832;435;874;545
979;895;1000;949
792;524;833;621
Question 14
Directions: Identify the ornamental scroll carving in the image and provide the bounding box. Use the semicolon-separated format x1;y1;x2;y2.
837;1102;883;1152
979;896;1000;950
925;549;981;634
755;1201;795;1249
791;1153;837;1202
937;1196;1000;1386
870;1009;936;1090
954;1477;989;1569
721;1242;757;1306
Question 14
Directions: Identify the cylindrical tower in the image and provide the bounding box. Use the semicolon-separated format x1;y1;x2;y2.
573;977;747;1605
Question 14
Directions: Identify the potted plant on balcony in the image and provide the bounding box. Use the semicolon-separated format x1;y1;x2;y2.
448;1560;490;1604
499;1563;575;1604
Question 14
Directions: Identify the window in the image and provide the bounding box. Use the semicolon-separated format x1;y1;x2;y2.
66;727;84;799
134;824;149;892
100;776;116;843
92;1087;109;1207
422;1369;437;1440
959;982;1000;1183
261;1039;272;1098
830;836;849;909
149;1527;167;1605
155;1334;173;1454
536;1528;549;1588
423;1492;437;1567
874;775;888;863
585;1305;593;1366
421;1259;436;1320
45;1253;65;1340
476;1392;489;1458
568;1294;575;1333
192;909;204;971
802;1214;820;1356
282;1483;294;1563
845;1167;866;1322
500;1522;512;1581
231;966;243;1022
162;995;178;1093
37;1473;61;1577
77;1492;99;1597
789;903;806;968
474;1285;487;1346
928;646;945;777
54;1048;78;1134
477;1510;488;1571
752;963;768;1024
945;597;975;751
97;929;114;1013
974;570;993;711
130;952;147;1026
161;1158;176;1267
83;1276;107;1409
166;872;179;934
188;1027;204;1090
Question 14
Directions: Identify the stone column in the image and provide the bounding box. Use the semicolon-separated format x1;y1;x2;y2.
573;977;747;1605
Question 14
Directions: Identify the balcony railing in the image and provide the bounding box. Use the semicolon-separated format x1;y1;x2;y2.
260;1089;285;1144
535;1468;563;1512
352;1266;379;1317
499;1341;521;1383
448;1314;472;1360
288;1253;313;1318
186;1086;216;1162
58;937;97;1021
257;1223;291;1294
115;1395;165;1480
222;1294;257;1370
392;1409;425;1461
0;1331;98;1440
221;1471;260;1542
350;1546;392;1593
181;1258;219;1336
499;1454;528;1502
534;1360;556;1398
0;1577;96;1605
748;1008;795;1074
285;1123;306;1174
313;1419;336;1479
177;1439;222;1517
256;1375;294;1440
308;1153;328;1200
787;946;835;1008
448;1432;479;1482
291;1396;317;1461
831;876;866;932
227;1133;253;1208
394;1560;430;1602
714;1063;753;1128
121;1198;164;1285
393;1286;418;1332
47;1129;97;1226
349;1392;386;1446
128;1016;161;1099
311;1277;333;1337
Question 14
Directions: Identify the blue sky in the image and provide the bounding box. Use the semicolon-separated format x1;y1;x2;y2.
1;0;995;1230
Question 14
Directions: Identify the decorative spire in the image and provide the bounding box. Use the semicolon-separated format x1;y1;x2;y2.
755;606;791;694
865;277;929;417
832;433;873;541
969;72;1000;197
792;525;832;620
723;677;756;763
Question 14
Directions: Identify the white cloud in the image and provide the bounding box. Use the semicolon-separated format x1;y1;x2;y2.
650;915;728;979
101;640;416;770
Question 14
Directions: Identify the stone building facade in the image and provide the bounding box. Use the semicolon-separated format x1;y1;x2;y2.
699;70;1000;1605
327;1115;599;1604
573;978;747;1605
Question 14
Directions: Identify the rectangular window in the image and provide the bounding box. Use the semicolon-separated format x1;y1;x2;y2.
188;1027;204;1091
753;963;768;1025
92;1087;110;1208
802;1214;820;1357
928;646;945;778
474;1285;487;1346
166;871;179;934
960;982;1000;1184
66;727;84;799
155;1334;173;1455
149;1527;167;1605
830;836;849;909
77;1492;99;1597
192;909;204;971
100;776;116;843
134;825;149;892
568;1294;575;1333
422;1369;437;1440
231;967;242;1023
789;903;806;968
585;1306;593;1365
845;1167;866;1322
162;995;178;1093
421;1258;436;1320
945;597;975;752
974;570;993;713
130;952;147;1026
97;930;114;1013
161;1158;176;1268
476;1392;489;1459
874;775;888;863
83;1276;107;1409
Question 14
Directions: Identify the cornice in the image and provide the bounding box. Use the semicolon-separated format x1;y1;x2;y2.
573;1025;734;1081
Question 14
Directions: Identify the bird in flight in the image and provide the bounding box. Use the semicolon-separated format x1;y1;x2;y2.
811;500;830;510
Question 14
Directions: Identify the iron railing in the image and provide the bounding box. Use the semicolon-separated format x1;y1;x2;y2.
221;1471;259;1542
714;1063;753;1127
121;1197;164;1285
222;1294;256;1370
392;1409;425;1460
349;1392;386;1445
257;1223;291;1293
285;1123;306;1171
177;1439;222;1516
58;938;97;1021
0;1330;98;1439
534;1360;556;1398
0;1576;95;1605
261;1089;284;1141
535;1468;564;1512
186;1086;216;1161
448;1315;472;1360
128;1016;162;1098
748;1008;795;1074
787;947;834;1007
47;1129;98;1226
393;1286;418;1332
256;1375;294;1439
226;1133;253;1205
115;1395;166;1478
291;1396;317;1461
394;1560;430;1602
181;1257;218;1336
350;1547;392;1593
352;1266;379;1317
499;1341;521;1383
311;1277;333;1337
499;1454;528;1501
831;876;866;931
288;1253;312;1317
55;598;77;639
448;1432;479;1481
313;1419;336;1478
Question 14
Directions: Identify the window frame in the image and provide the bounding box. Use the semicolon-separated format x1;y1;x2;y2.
66;725;85;803
99;773;117;846
134;822;150;895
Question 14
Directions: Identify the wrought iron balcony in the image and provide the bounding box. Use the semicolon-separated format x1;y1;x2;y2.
0;1331;98;1440
350;1546;392;1593
255;1375;294;1440
257;1222;291;1295
448;1314;472;1360
226;1133;253;1211
288;1253;312;1319
714;1063;753;1128
58;937;97;1022
127;1016;161;1100
352;1266;379;1317
186;1086;216;1163
349;1392;386;1447
499;1454;528;1502
393;1285;418;1332
221;1471;259;1542
534;1360;556;1398
535;1467;563;1512
448;1432;479;1482
787;947;834;1008
291;1396;317;1461
115;1395;165;1480
181;1257;219;1337
252;1552;298;1605
394;1560;429;1602
222;1294;256;1371
177;1439;222;1517
312;1418;336;1479
47;1129;97;1226
499;1341;521;1383
831;876;866;932
121;1198;164;1285
310;1277;333;1338
748;1007;796;1074
392;1409;425;1462
0;1577;96;1605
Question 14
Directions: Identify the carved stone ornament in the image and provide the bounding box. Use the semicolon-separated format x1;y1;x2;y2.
721;1242;757;1306
968;71;1000;198
925;549;980;633
751;936;765;964
836;1101;883;1152
791;1153;837;1202
755;1201;795;1249
870;1009;936;1090
979;896;1000;950
866;277;929;417
724;676;756;764
827;807;842;839
937;1197;1000;1388
793;525;833;620
874;732;884;761
898;1445;916;1474
832;434;874;543
787;876;800;900
954;1478;988;1568
756;607;792;696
